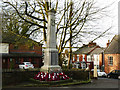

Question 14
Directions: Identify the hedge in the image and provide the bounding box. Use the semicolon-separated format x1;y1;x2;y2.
62;69;90;80
2;69;90;86
2;71;39;86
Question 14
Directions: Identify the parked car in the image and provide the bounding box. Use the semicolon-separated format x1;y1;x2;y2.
107;70;120;79
91;69;107;77
98;71;107;77
19;62;34;69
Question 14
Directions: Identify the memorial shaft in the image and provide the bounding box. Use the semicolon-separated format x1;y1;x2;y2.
41;9;61;73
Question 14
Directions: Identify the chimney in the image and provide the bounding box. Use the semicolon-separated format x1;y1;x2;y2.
88;41;96;47
106;40;110;47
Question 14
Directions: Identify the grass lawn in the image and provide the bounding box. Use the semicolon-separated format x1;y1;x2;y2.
3;79;91;88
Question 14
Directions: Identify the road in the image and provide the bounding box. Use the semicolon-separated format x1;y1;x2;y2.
70;78;119;88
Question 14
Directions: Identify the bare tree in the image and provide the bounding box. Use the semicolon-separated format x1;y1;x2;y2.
2;0;111;66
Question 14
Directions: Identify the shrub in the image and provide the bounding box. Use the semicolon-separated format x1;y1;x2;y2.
62;69;90;80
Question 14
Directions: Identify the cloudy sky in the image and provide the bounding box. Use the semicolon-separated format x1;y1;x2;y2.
93;0;119;47
1;0;120;48
54;0;120;48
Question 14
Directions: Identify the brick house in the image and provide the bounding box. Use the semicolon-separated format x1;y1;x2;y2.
72;42;104;70
104;35;120;74
1;32;43;69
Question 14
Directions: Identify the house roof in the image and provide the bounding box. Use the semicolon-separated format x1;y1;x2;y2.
73;42;104;55
73;45;96;54
89;48;104;55
2;31;41;46
2;52;43;58
104;35;120;54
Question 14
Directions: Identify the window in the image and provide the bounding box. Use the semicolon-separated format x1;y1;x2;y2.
108;56;113;65
91;55;94;61
73;55;75;61
83;64;86;69
87;55;91;62
26;62;31;65
112;70;115;73
77;55;79;62
10;58;12;62
81;63;86;69
15;58;21;64
116;70;120;73
82;54;85;61
87;63;90;69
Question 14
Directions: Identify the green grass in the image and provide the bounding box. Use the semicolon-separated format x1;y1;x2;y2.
29;78;73;84
22;79;91;87
3;78;91;88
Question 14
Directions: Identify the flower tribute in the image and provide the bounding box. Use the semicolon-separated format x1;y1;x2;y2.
33;72;69;81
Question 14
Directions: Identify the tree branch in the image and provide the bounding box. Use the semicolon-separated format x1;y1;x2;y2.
25;2;48;23
91;27;112;42
4;2;47;29
29;27;40;35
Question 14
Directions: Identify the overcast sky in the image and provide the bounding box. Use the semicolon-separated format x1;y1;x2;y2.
53;0;120;48
1;0;120;48
92;0;120;47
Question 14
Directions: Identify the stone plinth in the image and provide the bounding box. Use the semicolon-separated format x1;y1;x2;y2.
40;65;61;73
41;48;61;73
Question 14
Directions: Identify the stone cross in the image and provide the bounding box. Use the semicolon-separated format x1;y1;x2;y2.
41;8;61;73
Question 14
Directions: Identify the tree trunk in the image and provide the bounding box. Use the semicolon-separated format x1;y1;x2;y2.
58;53;62;67
68;0;73;69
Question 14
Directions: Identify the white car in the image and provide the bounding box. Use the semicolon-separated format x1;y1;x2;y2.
98;71;107;77
91;69;107;77
19;62;34;69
